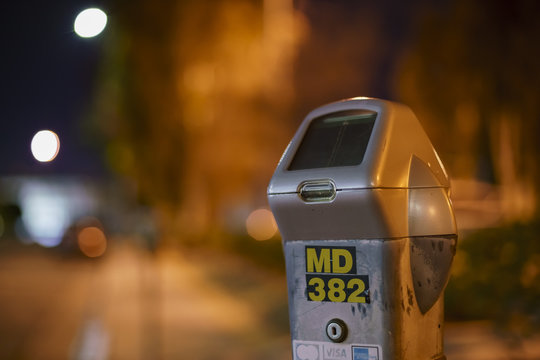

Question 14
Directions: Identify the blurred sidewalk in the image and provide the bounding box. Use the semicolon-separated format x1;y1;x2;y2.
0;241;290;360
0;241;538;359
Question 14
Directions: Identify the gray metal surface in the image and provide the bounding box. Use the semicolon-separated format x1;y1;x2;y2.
284;238;452;359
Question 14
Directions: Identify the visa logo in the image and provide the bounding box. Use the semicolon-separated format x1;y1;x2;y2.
323;344;349;359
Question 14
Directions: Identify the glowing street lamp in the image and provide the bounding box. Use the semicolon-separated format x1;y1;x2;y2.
74;8;108;38
31;130;60;162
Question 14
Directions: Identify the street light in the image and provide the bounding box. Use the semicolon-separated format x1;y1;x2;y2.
74;8;108;38
31;130;60;162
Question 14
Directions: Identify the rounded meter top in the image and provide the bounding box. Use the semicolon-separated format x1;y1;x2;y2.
268;97;449;196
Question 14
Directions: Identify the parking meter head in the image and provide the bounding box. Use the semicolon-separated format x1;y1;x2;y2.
269;97;449;192
268;97;455;241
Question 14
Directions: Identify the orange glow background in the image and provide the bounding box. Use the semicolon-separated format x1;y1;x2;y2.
0;0;539;359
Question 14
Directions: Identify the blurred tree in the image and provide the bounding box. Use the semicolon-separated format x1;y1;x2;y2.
293;1;383;116
95;0;185;209
397;0;540;221
93;0;306;242
446;221;540;337
397;0;540;338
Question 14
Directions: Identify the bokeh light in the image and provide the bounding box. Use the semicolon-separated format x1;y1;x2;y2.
77;226;107;258
245;208;278;241
74;8;107;38
30;130;60;162
20;184;69;247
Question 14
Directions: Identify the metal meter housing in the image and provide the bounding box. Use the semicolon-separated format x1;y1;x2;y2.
267;98;457;360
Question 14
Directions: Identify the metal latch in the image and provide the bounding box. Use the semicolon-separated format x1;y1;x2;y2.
298;180;336;202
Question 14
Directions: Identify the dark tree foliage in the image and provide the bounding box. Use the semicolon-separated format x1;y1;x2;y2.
95;0;186;209
446;222;540;337
398;0;540;207
398;0;540;338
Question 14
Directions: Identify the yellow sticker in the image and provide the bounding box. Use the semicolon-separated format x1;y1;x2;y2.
305;246;370;303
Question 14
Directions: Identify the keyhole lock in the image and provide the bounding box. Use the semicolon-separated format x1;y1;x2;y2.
326;319;348;343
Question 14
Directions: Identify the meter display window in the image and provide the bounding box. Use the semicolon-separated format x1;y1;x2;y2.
288;110;377;170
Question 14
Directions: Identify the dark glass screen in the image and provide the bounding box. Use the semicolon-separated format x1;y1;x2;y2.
288;110;376;170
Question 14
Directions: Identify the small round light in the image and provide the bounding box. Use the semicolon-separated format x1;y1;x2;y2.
31;130;60;162
245;208;277;241
74;8;108;38
78;226;107;258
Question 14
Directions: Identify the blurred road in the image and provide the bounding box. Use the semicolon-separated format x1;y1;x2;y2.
0;240;538;360
0;241;290;360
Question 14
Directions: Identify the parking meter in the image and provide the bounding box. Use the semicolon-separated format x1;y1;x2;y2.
267;98;457;360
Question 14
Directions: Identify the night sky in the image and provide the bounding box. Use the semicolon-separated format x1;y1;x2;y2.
0;0;431;177
0;1;108;176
